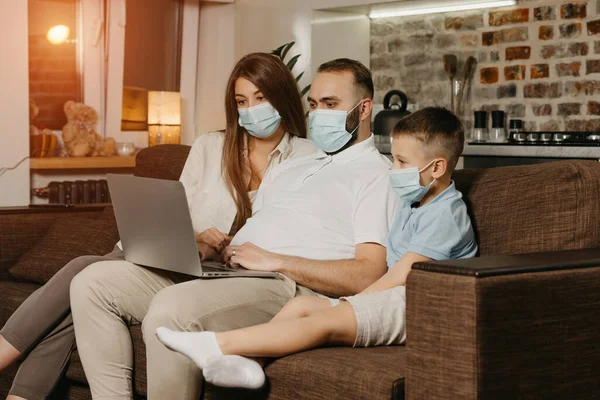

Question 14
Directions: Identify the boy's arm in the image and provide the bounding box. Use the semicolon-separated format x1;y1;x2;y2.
359;252;431;295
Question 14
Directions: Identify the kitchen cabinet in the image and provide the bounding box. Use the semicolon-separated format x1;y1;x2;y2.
312;0;397;11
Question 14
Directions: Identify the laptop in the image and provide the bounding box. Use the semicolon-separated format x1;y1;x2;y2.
106;174;278;279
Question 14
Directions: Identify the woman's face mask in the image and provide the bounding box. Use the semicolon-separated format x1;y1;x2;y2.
238;102;282;139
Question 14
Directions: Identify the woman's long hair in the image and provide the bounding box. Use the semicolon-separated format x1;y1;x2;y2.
222;52;307;234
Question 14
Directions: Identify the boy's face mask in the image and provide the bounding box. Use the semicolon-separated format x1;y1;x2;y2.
389;159;437;204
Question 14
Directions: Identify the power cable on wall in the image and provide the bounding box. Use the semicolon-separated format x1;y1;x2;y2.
0;156;30;179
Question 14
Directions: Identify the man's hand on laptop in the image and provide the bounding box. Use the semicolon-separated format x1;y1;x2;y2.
223;243;283;272
195;228;231;253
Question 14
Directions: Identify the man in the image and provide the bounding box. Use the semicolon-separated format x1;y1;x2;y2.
70;58;399;399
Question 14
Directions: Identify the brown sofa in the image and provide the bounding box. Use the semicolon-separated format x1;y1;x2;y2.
1;145;599;400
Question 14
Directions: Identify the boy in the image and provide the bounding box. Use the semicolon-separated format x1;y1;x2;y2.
155;107;478;389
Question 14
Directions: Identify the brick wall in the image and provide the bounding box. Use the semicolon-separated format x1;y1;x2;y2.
29;35;80;130
370;0;600;132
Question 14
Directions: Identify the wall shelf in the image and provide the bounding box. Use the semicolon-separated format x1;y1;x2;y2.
30;156;136;170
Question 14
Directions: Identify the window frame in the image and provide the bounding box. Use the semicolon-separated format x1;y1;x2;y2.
81;0;199;147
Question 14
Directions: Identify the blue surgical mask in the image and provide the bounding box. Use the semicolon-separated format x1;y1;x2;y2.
389;160;437;204
238;102;282;138
309;101;362;153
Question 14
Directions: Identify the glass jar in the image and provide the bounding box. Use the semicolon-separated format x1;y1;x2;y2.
490;110;506;143
472;110;488;143
472;128;488;143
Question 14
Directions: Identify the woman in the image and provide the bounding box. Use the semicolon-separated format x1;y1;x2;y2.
0;52;316;400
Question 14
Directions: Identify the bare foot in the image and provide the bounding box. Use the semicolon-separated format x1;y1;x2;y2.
0;334;22;372
7;395;27;400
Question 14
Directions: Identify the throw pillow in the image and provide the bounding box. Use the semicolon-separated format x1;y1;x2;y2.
9;215;119;285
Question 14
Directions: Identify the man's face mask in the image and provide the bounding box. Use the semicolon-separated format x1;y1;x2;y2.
309;101;363;153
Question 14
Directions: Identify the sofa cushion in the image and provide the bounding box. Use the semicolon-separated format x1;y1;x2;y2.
0;211;99;279
205;346;407;400
453;160;600;256
8;210;119;285
134;144;191;181
67;335;406;400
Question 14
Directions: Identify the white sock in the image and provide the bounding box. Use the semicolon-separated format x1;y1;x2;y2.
155;327;222;369
203;355;266;389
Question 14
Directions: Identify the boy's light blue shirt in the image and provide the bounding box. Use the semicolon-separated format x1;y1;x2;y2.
386;181;478;267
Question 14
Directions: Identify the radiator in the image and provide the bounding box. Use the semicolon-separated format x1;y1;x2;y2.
32;180;112;205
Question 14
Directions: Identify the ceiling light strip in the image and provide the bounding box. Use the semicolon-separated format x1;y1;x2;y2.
369;0;517;19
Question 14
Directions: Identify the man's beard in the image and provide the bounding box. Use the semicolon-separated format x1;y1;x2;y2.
345;105;361;135
330;106;361;154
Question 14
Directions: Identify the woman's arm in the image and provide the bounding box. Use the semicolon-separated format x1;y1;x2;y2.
359;252;431;295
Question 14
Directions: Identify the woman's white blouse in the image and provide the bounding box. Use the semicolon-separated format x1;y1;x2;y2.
179;131;318;234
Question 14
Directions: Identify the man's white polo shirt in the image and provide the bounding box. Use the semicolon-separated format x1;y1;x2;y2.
231;134;400;261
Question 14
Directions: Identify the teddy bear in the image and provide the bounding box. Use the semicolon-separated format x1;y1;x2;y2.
62;100;116;157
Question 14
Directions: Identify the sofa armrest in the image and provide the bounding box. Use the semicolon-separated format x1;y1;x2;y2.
412;247;600;277
405;248;600;400
0;206;103;279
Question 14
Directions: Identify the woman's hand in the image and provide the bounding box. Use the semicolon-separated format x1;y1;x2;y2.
195;228;231;252
197;242;212;261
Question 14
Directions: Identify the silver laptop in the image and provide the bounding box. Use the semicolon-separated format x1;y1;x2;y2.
106;174;278;279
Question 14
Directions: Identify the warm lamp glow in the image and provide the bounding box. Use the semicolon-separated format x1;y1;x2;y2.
46;25;70;45
148;91;181;146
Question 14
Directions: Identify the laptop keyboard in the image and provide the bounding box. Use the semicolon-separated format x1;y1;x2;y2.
202;261;245;272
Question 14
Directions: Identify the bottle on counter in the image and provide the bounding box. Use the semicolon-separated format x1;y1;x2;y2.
472;110;488;143
490;110;506;143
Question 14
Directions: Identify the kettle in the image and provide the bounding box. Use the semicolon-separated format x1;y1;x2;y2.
374;90;411;137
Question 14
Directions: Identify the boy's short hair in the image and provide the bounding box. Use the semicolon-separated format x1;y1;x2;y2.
392;107;464;172
317;58;374;100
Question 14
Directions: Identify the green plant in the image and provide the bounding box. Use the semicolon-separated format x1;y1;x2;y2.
272;41;310;97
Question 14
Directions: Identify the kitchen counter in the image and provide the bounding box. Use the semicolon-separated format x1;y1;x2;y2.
463;143;600;160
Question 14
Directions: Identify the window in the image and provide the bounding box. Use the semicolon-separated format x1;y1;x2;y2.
28;0;82;130
26;0;197;145
121;0;183;131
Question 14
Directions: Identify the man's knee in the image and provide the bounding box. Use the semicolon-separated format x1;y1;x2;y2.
70;262;101;304
69;261;127;306
142;285;197;340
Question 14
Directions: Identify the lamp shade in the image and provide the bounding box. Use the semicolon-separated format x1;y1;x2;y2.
147;91;181;147
148;91;181;125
